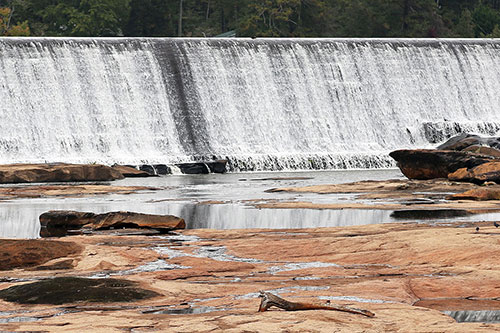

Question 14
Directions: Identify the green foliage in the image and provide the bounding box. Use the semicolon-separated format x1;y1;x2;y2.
2;0;500;38
4;0;130;36
452;9;475;37
485;24;500;37
473;4;500;36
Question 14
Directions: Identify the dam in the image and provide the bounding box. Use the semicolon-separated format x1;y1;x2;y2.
1;38;500;171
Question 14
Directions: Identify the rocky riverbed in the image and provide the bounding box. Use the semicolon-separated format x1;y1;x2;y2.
2;220;500;332
2;142;500;331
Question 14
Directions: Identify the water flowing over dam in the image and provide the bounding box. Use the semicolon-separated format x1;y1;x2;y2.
1;37;500;171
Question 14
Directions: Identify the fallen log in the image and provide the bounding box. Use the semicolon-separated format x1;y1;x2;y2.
258;291;375;317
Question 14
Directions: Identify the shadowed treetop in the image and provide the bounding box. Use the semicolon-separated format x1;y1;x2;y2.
1;0;500;37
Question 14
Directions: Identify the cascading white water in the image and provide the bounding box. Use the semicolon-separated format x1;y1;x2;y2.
1;37;500;171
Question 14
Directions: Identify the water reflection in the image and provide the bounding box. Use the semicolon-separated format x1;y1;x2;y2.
2;169;500;239
0;200;395;239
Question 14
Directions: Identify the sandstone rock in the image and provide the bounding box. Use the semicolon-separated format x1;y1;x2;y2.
462;145;500;158
447;167;469;181
40;210;185;237
389;149;494;180
112;165;153;178
448;188;500;201
0;184;156;200
0;239;82;270
4;222;500;332
448;162;500;184
0;163;124;184
91;211;185;230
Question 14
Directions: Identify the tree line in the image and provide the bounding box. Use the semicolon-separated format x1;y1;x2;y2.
1;0;500;38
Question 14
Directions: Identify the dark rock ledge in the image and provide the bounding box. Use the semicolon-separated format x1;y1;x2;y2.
40;210;186;237
390;133;500;184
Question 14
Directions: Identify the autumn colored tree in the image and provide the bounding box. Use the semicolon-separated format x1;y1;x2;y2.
2;0;500;38
0;6;30;36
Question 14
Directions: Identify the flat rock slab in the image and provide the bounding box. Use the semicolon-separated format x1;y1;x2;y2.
448;188;500;201
2;222;500;332
0;277;159;304
40;210;185;237
264;179;500;211
0;184;157;200
0;239;82;270
0;163;124;183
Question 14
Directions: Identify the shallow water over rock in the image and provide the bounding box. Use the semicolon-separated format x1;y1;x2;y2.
2;170;500;239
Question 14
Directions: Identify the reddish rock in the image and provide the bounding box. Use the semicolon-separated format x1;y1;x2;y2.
0;239;82;270
0;163;124;184
112;165;154;178
389;149;495;180
448;188;500;201
91;211;185;230
448;162;500;184
40;210;185;237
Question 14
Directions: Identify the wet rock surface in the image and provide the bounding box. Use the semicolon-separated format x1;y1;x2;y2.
40;211;185;237
176;160;228;174
2;222;500;331
0;163;124;183
0;184;157;200
0;277;159;304
264;178;500;211
390;209;470;220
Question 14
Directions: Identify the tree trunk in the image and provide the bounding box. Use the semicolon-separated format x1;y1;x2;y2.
178;0;183;37
258;291;375;318
402;0;409;34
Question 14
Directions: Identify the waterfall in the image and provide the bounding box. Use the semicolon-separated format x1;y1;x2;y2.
1;37;500;171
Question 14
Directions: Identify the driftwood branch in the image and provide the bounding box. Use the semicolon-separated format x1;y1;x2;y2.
258;291;375;318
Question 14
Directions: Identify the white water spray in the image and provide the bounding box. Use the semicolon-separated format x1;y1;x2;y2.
1;38;500;171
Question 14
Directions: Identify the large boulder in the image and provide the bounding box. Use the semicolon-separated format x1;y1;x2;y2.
448;162;500;184
437;133;500;151
40;210;185;237
389;149;495;180
0;163;124;184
